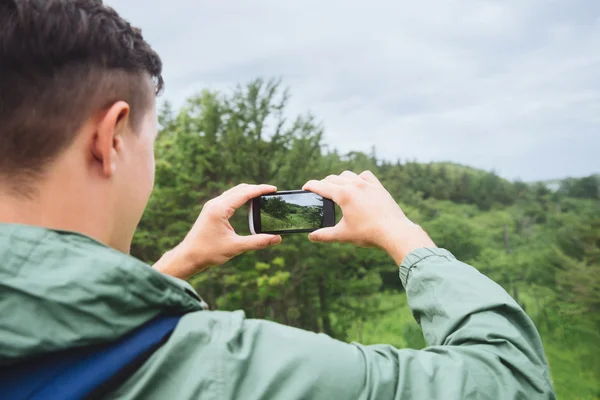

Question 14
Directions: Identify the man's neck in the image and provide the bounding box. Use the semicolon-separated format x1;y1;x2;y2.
0;173;115;250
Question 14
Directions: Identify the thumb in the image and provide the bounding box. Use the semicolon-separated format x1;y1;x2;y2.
308;226;343;243
237;234;282;252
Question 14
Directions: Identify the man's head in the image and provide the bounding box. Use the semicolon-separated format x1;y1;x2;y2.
0;0;163;252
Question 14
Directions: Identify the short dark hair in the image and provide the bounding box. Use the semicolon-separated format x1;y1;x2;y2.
0;0;163;189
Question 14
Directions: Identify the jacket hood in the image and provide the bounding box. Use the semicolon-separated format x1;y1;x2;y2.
0;223;204;365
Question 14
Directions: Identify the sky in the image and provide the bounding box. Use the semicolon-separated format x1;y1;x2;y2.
263;193;323;207
107;0;600;181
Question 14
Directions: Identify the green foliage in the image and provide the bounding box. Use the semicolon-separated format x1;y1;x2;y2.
132;78;600;399
422;213;483;262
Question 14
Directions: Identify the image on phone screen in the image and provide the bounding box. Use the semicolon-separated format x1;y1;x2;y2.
250;190;335;234
260;193;325;231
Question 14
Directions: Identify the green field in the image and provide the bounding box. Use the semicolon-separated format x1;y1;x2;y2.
347;292;600;400
262;211;318;231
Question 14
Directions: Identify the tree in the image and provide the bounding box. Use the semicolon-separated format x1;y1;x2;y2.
422;214;483;262
133;79;389;339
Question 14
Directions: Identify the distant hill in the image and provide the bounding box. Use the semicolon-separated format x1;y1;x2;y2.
539;179;562;192
422;162;517;187
540;174;599;198
427;162;495;179
537;174;599;193
427;162;598;191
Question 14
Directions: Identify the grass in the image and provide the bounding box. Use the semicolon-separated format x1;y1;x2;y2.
262;212;317;232
346;293;425;349
345;292;600;399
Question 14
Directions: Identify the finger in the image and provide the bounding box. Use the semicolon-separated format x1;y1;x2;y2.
340;170;361;181
222;184;278;210
308;226;344;243
220;183;248;198
359;170;383;187
236;234;282;253
222;183;276;198
303;180;343;203
323;174;352;186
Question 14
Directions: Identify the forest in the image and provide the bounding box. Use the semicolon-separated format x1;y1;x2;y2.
132;79;600;400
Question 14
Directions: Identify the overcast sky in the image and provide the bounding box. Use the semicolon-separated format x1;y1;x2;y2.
107;0;599;181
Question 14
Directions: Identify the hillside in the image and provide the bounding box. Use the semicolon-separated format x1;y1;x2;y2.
428;161;498;179
543;174;600;198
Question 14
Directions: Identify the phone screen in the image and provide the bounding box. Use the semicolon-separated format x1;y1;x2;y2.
260;192;325;232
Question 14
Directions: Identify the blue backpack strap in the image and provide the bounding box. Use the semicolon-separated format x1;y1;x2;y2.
0;314;182;400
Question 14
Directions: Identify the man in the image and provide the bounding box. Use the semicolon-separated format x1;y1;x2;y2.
0;0;555;398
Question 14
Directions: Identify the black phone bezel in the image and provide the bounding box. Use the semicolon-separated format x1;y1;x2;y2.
251;190;335;234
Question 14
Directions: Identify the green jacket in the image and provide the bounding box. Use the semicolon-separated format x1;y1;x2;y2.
0;223;555;399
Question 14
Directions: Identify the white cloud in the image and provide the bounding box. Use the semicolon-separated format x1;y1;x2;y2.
107;0;600;180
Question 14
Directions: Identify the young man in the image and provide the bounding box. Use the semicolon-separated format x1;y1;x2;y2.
0;0;555;398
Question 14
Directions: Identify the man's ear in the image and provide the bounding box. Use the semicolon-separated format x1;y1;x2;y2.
92;101;131;178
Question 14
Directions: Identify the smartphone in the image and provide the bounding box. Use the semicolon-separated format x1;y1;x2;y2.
249;190;335;234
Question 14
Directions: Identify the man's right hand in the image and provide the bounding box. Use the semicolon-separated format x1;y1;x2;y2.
303;171;436;265
154;184;281;280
